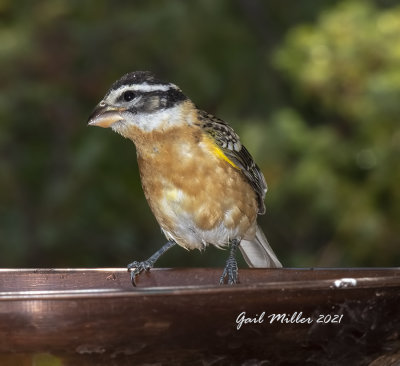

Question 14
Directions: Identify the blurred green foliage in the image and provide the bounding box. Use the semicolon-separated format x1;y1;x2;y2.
0;0;399;268
273;1;400;265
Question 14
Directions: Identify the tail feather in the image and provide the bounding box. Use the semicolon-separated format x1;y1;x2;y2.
239;225;282;268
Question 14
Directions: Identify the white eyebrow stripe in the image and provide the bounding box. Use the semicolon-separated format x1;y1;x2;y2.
118;83;178;93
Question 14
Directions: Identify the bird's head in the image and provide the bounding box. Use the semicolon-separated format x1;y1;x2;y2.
87;71;188;136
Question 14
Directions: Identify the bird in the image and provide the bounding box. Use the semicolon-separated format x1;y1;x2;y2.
87;71;282;285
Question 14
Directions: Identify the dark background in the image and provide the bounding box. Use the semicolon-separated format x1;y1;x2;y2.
1;0;399;269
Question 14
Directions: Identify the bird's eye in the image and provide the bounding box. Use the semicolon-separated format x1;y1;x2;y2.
123;90;136;102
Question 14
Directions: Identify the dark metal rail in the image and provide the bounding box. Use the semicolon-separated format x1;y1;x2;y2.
0;268;399;365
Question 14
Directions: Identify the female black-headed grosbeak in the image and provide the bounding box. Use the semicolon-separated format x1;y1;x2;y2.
88;71;282;285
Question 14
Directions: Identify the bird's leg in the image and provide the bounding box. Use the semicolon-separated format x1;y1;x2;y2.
220;238;240;285
127;240;176;286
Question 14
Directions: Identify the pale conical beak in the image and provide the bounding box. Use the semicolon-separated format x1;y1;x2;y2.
87;103;125;128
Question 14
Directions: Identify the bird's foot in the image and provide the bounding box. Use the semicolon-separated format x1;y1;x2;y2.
127;260;153;286
220;256;239;285
126;240;177;287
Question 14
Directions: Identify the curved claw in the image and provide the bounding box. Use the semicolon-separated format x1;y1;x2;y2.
220;256;239;285
127;260;153;286
126;241;177;286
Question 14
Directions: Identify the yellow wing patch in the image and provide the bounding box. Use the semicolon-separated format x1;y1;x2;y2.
203;136;240;170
